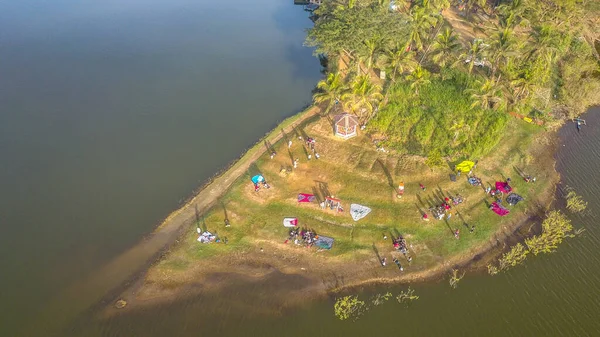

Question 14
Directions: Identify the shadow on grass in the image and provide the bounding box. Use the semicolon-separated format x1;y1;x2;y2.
372;243;384;266
376;159;395;189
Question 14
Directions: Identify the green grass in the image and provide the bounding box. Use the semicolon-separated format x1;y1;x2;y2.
151;113;555;282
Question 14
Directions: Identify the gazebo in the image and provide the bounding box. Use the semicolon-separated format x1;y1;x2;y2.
333;113;359;139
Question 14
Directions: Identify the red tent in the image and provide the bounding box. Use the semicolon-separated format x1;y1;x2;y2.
495;181;512;194
297;193;315;203
491;202;510;216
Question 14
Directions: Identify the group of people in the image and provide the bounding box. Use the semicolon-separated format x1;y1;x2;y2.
254;180;270;192
285;228;319;248
468;176;483;186
392;235;409;255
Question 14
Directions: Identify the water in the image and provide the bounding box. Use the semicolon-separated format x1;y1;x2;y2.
75;108;600;337
0;1;321;336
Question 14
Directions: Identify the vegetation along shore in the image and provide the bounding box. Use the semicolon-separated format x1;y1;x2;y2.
108;0;599;315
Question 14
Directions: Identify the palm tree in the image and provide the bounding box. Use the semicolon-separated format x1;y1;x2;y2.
405;65;431;95
341;75;384;120
466;79;505;110
377;46;418;82
430;27;461;68
526;25;560;69
489;27;519;76
313;72;346;115
420;0;450;11
460;39;489;74
406;7;439;51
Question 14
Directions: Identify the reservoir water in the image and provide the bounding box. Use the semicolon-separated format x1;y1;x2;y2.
0;1;321;336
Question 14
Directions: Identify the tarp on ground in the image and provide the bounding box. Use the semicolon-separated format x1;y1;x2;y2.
456;160;475;173
350;204;371;221
251;174;265;184
491;202;510;216
314;235;334;250
283;217;298;227
506;193;524;206
495;181;512;194
298;193;315;203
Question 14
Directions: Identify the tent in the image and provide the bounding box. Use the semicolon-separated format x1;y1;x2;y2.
455;160;475;173
251;175;265;184
314;235;334;250
495;181;512;194
283;217;298;227
297;193;315;203
491;202;510;216
506;193;524;206
350;204;371;221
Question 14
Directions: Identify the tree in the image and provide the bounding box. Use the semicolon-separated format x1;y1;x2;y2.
406;7;440;51
460;39;489;74
313;72;346;115
419;0;450;11
341;75;384;119
378;46;418;82
489;27;519;76
405;65;431;95
430;27;461;68
466;78;504;110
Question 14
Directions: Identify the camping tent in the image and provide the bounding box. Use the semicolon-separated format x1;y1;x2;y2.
314;235;334;250
495;181;512;194
455;160;475;173
491;202;510;216
283;217;298;227
350;204;371;221
506;193;524;206
251;175;265;184
298;193;315;203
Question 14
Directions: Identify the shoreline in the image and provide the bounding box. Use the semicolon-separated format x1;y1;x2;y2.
97;112;561;318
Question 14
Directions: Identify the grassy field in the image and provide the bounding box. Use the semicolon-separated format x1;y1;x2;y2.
144;114;557;292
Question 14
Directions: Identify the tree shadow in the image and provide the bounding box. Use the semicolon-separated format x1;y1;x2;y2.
415;203;426;216
281;129;289;145
221;200;230;226
376;159;395;189
513;165;526;178
311;186;323;204
456;210;469;229
372;243;384;266
416;194;427;208
264;140;275;155
287;149;295;167
443;218;455;236
248;163;262;178
314;180;331;197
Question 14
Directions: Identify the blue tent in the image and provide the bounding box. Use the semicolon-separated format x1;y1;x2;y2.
251;175;265;184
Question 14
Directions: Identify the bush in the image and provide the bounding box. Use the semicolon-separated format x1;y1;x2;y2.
565;188;587;213
525;211;574;255
334;295;366;321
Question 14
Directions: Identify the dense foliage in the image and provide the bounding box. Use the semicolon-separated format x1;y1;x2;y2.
307;0;600;158
488;211;576;274
369;70;508;157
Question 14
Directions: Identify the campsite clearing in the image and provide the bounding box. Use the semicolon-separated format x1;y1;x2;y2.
134;114;557;307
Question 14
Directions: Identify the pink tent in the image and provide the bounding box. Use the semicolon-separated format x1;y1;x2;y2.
491;202;510;216
297;193;315;203
495;181;513;194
